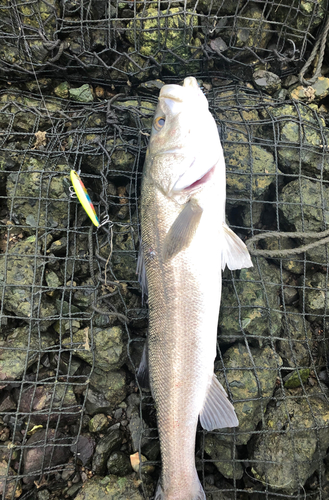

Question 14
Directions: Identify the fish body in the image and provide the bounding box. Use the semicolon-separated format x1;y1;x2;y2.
138;77;252;500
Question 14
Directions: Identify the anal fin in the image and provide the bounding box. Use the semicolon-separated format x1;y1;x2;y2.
200;374;239;431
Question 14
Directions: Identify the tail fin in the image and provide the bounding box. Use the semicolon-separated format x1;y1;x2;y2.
154;479;206;500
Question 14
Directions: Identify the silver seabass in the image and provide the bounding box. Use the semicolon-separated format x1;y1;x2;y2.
138;77;253;500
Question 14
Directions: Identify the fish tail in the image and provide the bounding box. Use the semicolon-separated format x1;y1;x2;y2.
154;479;206;500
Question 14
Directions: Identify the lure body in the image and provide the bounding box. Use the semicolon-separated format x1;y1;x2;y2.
70;170;99;227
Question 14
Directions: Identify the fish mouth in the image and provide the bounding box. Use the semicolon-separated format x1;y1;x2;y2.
172;163;216;194
183;164;216;191
160;94;183;103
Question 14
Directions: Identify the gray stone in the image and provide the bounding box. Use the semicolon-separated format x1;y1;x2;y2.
253;70;281;95
69;84;94;103
0;238;57;329
126;8;201;75
23;429;71;485
74;474;145;500
269;0;326;37
303;272;329;321
277;307;312;368
250;384;329;493
219;258;284;345
89;369;127;410
216;344;282;445
107;451;131;476
7;159;71;231
92;424;122;475
0;326;55;384
204;435;244;480
62;325;127;371
89;414;109;433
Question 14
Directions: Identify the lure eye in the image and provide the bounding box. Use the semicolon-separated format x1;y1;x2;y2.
154;116;165;131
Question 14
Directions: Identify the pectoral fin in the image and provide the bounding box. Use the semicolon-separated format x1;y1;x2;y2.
221;223;253;271
200;374;239;430
163;200;203;260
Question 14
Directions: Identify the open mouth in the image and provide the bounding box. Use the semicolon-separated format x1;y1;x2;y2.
183;164;216;191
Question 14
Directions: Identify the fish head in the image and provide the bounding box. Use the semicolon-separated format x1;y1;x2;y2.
146;76;224;204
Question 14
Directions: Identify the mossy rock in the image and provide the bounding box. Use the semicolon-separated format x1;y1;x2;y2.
219;258;285;345
0;238;57;327
7;159;71;232
216;344;282;445
250;384;329;493
74;474;145;500
62;325;127;371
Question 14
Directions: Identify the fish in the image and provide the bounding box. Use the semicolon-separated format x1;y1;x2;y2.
137;76;253;500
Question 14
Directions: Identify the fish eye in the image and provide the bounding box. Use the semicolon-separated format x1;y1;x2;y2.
154;116;165;131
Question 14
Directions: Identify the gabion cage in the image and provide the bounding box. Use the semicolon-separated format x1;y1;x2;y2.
0;1;329;499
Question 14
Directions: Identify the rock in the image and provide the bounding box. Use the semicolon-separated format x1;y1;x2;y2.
0;238;57;328
92;423;122;475
0;460;22;499
303;272;329;321
280;178;329;264
204;435;244;480
130;452;154;474
225;142;276;202
126;8;201;75
290;77;329;102
216;344;282;445
89;414;109;433
23;429;71;485
253;70;281;95
7;159;71;231
69;85;94;102
221;5;271;58
284;368;310;388
219;258;284;345
272;103;329;179
250;384;329;493
126;394;157;458
0;326;55;384
54;82;70;98
107;451;132;476
37;490;51;500
62;325;127;371
277;307;312;368
71;435;95;465
260;237;305;275
269;0;327;38
74;474;144;500
18;384;80;425
86;369;126;415
137;79;165;96
280;179;329;232
114;99;156;131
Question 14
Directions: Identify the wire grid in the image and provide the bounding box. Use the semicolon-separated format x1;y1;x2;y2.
1;83;328;498
0;0;327;83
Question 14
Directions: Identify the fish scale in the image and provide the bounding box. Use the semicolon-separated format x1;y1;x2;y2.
139;77;253;500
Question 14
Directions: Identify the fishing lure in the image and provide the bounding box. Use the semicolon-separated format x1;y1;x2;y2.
70;170;99;227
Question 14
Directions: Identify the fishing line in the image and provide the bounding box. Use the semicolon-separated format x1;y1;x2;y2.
246;228;329;257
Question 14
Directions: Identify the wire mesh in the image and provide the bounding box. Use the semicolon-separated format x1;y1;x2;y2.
0;1;329;499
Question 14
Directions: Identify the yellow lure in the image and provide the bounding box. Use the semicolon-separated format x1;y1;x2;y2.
70;170;99;227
